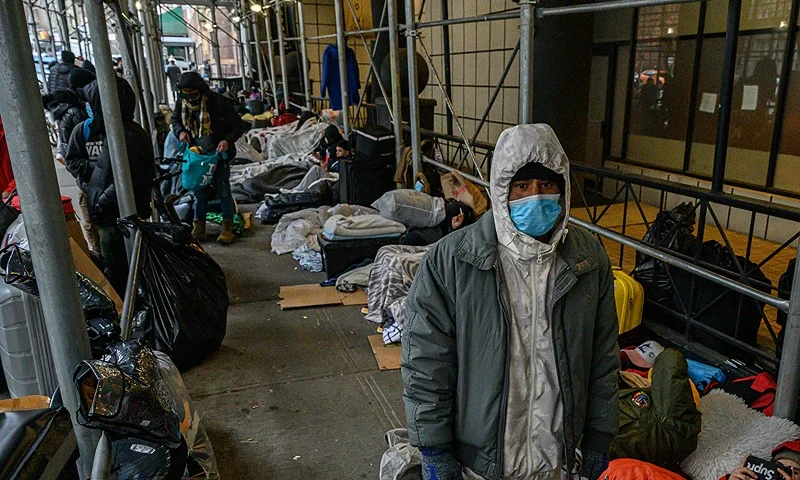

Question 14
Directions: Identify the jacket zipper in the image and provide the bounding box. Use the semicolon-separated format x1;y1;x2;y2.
493;263;512;480
528;253;538;468
551;264;574;475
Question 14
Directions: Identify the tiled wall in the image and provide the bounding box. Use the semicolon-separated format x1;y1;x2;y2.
603;160;800;246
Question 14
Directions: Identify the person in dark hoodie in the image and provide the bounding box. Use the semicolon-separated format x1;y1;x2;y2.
171;71;247;244
47;50;79;92
66;77;154;294
42;88;87;161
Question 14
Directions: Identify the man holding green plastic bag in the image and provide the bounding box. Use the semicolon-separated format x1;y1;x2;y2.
171;72;247;244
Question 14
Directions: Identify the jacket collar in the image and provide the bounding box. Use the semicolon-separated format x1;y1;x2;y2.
453;209;599;276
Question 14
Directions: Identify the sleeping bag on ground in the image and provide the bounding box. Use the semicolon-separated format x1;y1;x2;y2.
371;189;445;228
124;219;228;371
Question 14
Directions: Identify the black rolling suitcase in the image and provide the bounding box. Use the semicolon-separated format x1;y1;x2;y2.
339;127;395;206
318;233;400;279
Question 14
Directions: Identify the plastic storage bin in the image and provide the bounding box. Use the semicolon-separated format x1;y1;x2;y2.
0;282;57;397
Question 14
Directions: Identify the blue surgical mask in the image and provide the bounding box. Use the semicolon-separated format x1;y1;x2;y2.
414;180;425;192
85;103;93;118
509;193;562;238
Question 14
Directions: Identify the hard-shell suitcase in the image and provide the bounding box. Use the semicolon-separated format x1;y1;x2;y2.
0;283;57;397
318;233;400;279
352;126;394;163
613;268;644;335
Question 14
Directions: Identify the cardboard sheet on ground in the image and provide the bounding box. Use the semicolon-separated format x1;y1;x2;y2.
278;284;368;309
368;334;401;370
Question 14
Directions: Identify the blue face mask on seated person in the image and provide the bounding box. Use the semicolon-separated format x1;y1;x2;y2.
414;180;425;192
509;193;562;238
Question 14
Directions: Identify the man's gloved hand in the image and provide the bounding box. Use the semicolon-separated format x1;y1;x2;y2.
580;450;609;480
420;447;463;480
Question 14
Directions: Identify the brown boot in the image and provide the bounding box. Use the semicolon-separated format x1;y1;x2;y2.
192;220;206;242
217;219;234;245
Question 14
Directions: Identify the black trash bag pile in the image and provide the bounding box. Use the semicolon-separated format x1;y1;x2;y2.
122;219;228;371
632;202;697;303
671;240;772;359
0;244;120;357
74;340;183;447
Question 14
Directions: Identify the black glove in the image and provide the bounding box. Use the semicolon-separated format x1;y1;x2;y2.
581;450;609;480
420;447;462;480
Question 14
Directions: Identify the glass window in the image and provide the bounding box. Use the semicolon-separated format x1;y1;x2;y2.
776;38;800;194
689;33;786;186
626;6;697;170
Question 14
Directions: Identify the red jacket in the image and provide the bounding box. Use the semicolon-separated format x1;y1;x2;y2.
601;458;686;479
0;118;15;195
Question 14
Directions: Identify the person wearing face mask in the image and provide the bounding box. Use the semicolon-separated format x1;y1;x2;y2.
402;124;619;480
171;71;247;244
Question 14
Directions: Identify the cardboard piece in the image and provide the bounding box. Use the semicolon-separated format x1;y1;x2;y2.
0;395;51;413
368;334;401;370
339;289;368;306
278;284;369;309
70;238;123;313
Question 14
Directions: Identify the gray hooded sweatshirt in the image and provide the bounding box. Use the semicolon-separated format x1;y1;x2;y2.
492;125;570;479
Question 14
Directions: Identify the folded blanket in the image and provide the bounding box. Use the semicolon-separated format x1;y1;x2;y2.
267;123;327;160
322;214;406;240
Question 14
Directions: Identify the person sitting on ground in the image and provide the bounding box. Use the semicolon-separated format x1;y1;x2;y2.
171;71;247;245
402;124;619;480
324;140;350;173
400;199;476;246
722;441;800;480
65;77;154;294
47;50;79;92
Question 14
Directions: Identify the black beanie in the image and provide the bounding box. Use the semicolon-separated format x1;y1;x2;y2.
511;162;565;193
69;68;96;89
61;50;75;64
176;71;207;92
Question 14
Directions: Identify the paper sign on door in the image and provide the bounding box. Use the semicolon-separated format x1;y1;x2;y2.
699;93;717;114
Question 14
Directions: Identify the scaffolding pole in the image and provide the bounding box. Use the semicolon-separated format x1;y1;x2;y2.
131;0;156;126
274;1;290;109
85;0;140;221
43;0;59;58
404;0;421;176
251;15;266;94
114;8;144;126
28;0;49;92
55;0;69;44
237;1;249;90
71;0;83;57
386;0;403;165
333;0;350;134
518;0;534;124
0;2;100;476
210;2;223;78
140;4;161;106
296;0;312;110
264;5;279;103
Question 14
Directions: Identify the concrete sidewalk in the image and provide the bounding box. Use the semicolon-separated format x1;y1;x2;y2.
182;216;405;479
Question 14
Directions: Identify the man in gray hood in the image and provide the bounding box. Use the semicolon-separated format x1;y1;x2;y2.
402;124;620;480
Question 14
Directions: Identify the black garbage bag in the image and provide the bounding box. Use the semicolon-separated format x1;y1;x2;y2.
632;202;697;304
111;437;189;480
74;340;183;448
123;219;228;371
0;244;121;358
671;240;772;359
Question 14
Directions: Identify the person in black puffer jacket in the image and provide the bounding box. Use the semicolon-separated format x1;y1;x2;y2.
65;77;155;294
42;88;87;160
47;50;79;93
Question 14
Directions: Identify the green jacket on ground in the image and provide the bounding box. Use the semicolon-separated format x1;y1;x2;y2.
401;209;620;479
610;348;701;470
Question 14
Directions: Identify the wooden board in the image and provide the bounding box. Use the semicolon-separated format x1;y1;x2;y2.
368;334;401;371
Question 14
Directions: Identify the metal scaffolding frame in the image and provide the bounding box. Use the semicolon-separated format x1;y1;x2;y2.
281;0;800;422
4;0;800;475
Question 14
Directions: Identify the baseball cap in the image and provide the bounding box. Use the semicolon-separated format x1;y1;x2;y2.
621;341;665;369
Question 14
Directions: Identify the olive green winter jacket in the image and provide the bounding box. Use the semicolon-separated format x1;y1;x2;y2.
401;210;620;480
610;348;701;470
